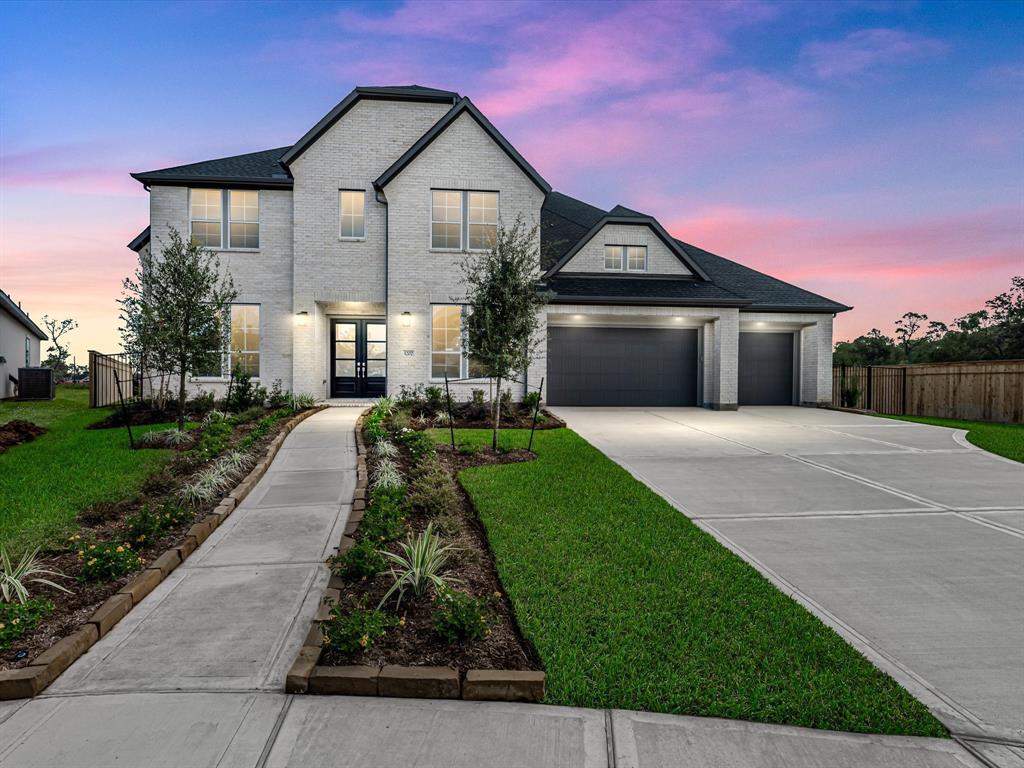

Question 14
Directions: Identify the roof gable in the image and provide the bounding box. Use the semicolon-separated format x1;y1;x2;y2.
543;214;710;281
280;85;459;169
131;147;292;189
374;98;550;194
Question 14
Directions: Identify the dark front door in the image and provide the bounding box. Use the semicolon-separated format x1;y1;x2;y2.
547;326;700;406
330;319;387;398
738;332;795;405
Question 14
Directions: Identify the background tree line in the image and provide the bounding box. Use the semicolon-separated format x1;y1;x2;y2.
834;276;1023;367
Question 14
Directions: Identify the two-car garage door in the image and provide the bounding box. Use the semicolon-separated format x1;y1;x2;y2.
547;326;699;406
547;326;796;407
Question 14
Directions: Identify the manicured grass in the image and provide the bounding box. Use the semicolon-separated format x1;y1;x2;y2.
438;427;946;737
878;414;1024;463
0;387;177;553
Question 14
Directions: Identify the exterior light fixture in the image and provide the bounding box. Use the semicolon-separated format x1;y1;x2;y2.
296;311;309;326
401;311;412;327
755;321;766;327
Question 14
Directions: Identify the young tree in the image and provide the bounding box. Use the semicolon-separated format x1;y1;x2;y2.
894;311;927;362
119;228;237;429
41;315;78;380
460;216;549;449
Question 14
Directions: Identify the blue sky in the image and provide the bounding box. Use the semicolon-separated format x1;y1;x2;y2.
1;0;1021;359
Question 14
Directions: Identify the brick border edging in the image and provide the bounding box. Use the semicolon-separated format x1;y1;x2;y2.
0;405;326;700
284;410;546;704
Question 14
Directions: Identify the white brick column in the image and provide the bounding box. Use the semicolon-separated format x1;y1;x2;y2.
711;308;739;409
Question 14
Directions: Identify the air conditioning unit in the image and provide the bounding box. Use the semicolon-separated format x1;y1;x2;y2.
18;367;55;400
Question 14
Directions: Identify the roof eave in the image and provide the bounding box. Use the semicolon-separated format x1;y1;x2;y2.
130;173;294;190
127;226;151;252
549;295;751;308
742;303;854;314
0;296;47;340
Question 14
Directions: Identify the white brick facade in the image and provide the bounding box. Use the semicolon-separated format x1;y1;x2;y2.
137;89;837;407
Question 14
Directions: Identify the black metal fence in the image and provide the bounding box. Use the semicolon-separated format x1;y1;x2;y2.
833;364;908;414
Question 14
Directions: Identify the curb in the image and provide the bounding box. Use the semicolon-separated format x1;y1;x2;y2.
285;409;545;703
0;405;325;701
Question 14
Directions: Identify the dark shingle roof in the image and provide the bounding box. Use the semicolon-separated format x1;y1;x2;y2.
131;147;292;188
0;290;46;340
541;192;851;313
127;226;150;252
545;276;748;307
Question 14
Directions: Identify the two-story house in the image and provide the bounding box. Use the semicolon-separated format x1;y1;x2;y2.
128;85;849;409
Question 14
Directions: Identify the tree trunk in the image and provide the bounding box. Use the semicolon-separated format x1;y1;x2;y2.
492;376;502;451
177;360;187;431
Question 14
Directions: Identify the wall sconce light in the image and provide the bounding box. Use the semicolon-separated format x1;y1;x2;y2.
296;311;309;326
401;311;412;327
754;321;766;327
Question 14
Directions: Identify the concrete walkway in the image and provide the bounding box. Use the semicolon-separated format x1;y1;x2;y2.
0;407;996;767
555;406;1024;749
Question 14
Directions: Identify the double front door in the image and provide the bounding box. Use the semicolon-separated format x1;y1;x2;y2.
331;319;386;398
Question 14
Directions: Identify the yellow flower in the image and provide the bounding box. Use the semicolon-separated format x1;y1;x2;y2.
359;634;369;647
493;591;502;599
0;623;5;630
89;544;96;550
116;546;124;553
398;617;406;627
125;543;131;549
87;558;96;566
11;619;19;626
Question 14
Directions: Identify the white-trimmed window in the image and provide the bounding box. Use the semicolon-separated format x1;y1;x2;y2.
603;245;647;272
339;190;365;239
468;191;498;250
431;190;463;249
229;191;260;249
430;304;486;379
431;190;498;250
189;189;259;250
229;304;260;377
604;245;623;270
190;189;222;248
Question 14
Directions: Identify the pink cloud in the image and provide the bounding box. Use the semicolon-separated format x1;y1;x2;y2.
1;144;144;196
802;28;947;79
337;0;533;44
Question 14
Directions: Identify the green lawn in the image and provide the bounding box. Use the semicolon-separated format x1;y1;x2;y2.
879;414;1024;462
0;386;177;553
438;427;945;737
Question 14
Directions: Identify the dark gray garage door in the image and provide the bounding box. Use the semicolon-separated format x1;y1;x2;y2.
738;332;795;405
547;326;699;406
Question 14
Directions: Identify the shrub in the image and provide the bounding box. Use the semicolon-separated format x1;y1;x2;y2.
217;449;255;477
329;539;386;579
194;418;233;460
396;383;425;409
203;409;228;427
379;524;459;608
125;501;193;546
231;405;265;425
136;428;191;449
0;597;54;651
74;539;144;582
372;439;398;459
424;385;444;413
366;418;387;444
522;391;541;410
371;458;404;492
361;490;408;543
180;464;233;506
238;414;276;451
499;388;514;416
432;588;496;643
226;366;267;412
289;392;317;410
405;459;458;517
267;379;290;409
432;410;453;426
389;409;410;431
1;548;70;604
397;429;436;462
320;601;396;654
187;390;216;416
372;396;395;418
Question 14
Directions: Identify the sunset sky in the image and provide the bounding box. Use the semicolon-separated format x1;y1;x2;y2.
1;0;1021;362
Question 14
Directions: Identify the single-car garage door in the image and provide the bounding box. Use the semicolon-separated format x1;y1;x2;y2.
547;326;699;406
738;332;795;405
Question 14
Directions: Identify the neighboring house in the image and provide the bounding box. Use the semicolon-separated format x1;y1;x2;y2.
128;85;850;409
0;289;46;399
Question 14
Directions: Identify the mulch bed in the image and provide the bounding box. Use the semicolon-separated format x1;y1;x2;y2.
321;425;542;673
0;420;46;453
0;410;300;671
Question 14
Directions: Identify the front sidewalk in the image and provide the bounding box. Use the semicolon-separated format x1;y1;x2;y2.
0;409;990;767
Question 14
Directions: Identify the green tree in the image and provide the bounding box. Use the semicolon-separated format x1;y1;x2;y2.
119;228;236;429
460;216;549;449
41;315;78;380
894;311;927;362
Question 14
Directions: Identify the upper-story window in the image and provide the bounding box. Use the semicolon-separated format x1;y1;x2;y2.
189;189;259;250
431;190;498;251
339;190;365;239
604;245;647;273
229;191;260;249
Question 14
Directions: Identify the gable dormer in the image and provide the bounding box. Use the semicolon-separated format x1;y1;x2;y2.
543;208;709;280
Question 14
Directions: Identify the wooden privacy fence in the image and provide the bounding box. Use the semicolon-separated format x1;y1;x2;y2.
833;360;1024;424
88;350;135;408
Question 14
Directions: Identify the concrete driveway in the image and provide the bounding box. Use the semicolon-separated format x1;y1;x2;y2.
553;406;1024;743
